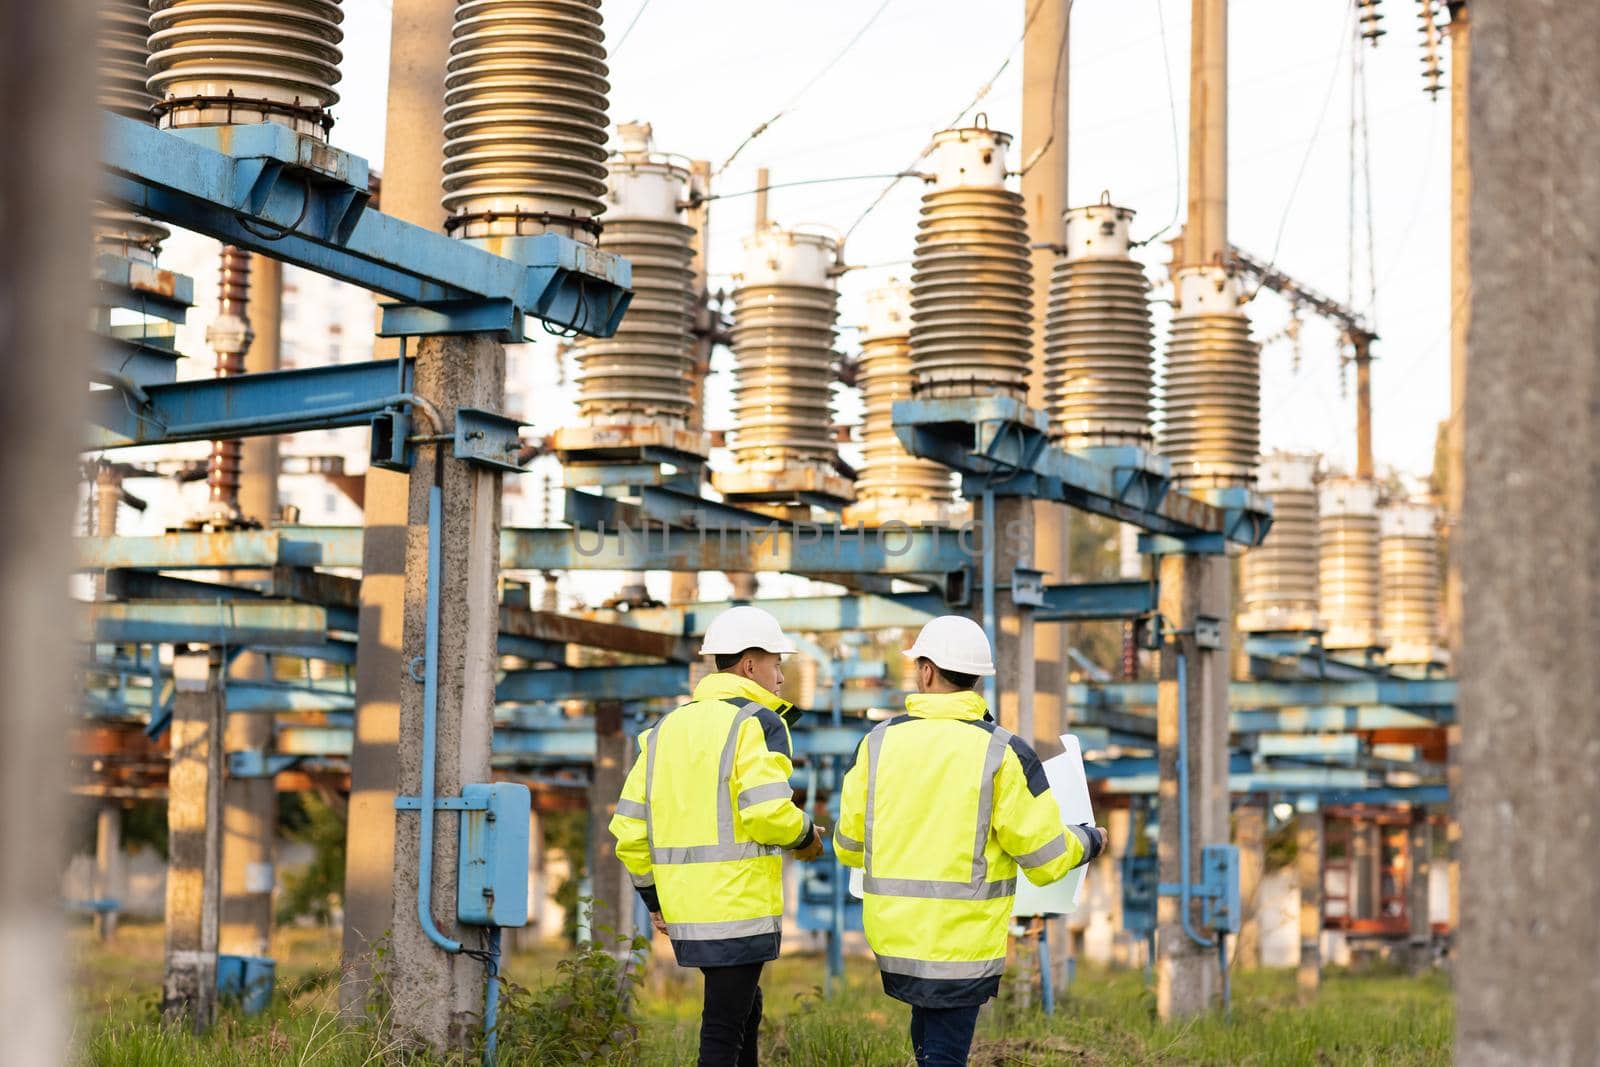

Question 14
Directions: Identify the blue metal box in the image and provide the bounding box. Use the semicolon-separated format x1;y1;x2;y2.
457;782;531;927
1200;844;1241;933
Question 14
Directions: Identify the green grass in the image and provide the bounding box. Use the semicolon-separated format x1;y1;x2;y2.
70;923;1451;1066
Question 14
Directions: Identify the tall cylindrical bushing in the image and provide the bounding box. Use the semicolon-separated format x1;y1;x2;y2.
1159;266;1261;487
146;0;345;139
1239;452;1320;632
728;228;840;467
1318;477;1382;650
1044;198;1154;446
574;125;695;426
851;280;954;516
98;0;171;260
910;125;1033;400
1379;500;1443;663
442;0;610;245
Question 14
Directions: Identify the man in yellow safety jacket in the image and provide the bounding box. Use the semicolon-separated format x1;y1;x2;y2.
609;605;826;1067
837;615;1107;1067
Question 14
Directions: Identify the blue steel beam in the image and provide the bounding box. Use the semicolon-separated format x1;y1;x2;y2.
1086;754;1254;779
892;396;1271;546
85;600;327;646
497;664;688;704
1070;678;1456;713
97;337;185;388
1098;769;1374;795
88;357;411;449
1313;785;1449;806
1231;707;1437;732
102;115;630;339
94;253;194;323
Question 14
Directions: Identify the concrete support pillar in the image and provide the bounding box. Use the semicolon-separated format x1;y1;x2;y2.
163;651;226;1032
95;804;122;942
221;253;281;960
1020;0;1071;755
1183;0;1228;268
1407;812;1432;972
387;334;505;1054
670;160;712;607
1296;809;1323;999
589;701;633;946
1232;803;1265;969
0;4;92;1057
341;0;454;1013
1104;806;1131;967
992;497;1037;742
517;806;546;949
1458;4;1600;1059
1155;553;1230;1019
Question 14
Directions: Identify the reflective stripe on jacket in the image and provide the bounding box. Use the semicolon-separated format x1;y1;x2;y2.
608;673;812;968
835;690;1092;1008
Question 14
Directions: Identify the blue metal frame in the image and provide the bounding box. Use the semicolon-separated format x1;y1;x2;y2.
102;115;631;340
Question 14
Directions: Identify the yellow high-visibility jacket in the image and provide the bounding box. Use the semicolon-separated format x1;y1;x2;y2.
836;690;1100;1007
609;672;813;967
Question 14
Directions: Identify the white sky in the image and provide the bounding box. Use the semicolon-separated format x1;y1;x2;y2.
336;0;1451;483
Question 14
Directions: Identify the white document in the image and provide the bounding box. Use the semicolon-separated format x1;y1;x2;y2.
1012;733;1094;917
847;733;1095;913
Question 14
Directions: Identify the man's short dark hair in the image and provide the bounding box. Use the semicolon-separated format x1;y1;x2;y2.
921;657;978;691
715;648;760;671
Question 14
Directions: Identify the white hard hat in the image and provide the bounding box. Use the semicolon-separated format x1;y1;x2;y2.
700;605;797;656
903;615;995;676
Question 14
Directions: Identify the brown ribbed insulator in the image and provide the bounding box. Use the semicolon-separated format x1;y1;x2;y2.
1318;476;1382;650
1044;199;1154;446
96;0;170;260
442;0;610;244
1159;266;1261;487
728;228;839;466
146;0;345;139
1379;500;1443;663
910;126;1032;400
852;280;953;511
1239;452;1320;631
574;128;695;424
206;246;254;510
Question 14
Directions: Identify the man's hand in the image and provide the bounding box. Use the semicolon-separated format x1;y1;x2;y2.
650;911;669;936
792;824;827;862
1093;826;1110;855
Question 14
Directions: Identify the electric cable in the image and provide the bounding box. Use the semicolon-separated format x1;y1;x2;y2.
1132;0;1184;248
717;0;895;175
612;0;653;57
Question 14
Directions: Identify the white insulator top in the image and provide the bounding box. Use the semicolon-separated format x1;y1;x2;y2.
1173;265;1242;315
735;228;837;289
605;158;689;223
863;280;912;340
928;126;1012;190
1380;501;1439;538
1257;452;1319;493
1320;476;1380;517
1063;199;1136;261
616;121;654;156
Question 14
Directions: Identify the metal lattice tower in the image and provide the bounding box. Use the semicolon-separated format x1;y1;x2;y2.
442;0;610;244
1319;476;1382;650
1044;197;1155;446
1379;500;1444;664
1159;266;1261;487
574;124;695;426
1238;453;1320;632
726;227;840;469
910;124;1033;400
847;280;954;522
147;0;345;139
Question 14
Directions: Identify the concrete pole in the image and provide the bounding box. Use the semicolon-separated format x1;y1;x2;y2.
1442;0;1470;948
753;166;770;230
387;332;505;1054
1021;0;1071;759
0;4;91;1057
1353;338;1374;480
1232;803;1265;969
589;701;633;947
1458;2;1600;1059
1296;809;1323;999
163;651;226;1033
1104;806;1131;967
95;804;122;942
993;496;1037;744
1407;812;1431;973
1184;0;1228;269
221;253;282;960
1155;554;1230;1019
342;0;455;1013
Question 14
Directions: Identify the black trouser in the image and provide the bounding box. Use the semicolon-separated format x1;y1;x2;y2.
698;962;764;1067
909;1003;982;1067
